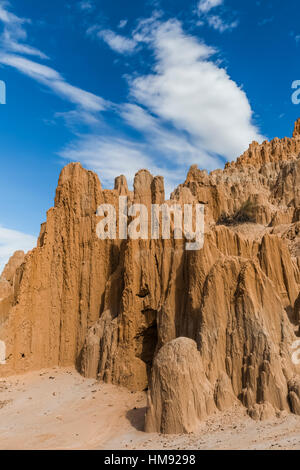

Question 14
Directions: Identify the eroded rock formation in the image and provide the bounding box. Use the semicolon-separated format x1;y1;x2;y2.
1;119;300;433
145;338;216;434
0;250;24;301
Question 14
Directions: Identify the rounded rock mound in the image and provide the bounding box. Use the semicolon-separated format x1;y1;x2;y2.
145;337;216;434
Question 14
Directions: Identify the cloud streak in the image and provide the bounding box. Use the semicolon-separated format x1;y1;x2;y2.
0;2;108;115
0;0;47;58
198;0;223;14
59;133;185;196
0;53;107;112
89;27;138;54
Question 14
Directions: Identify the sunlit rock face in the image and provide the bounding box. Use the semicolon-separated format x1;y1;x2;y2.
1;120;300;433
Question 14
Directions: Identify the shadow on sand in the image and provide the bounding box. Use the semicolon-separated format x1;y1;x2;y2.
126;406;147;432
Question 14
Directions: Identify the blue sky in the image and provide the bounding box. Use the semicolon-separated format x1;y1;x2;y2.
0;0;300;270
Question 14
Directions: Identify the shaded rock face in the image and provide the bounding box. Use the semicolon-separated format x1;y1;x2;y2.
0;279;12;302
0;251;25;300
1;251;25;284
1;121;300;433
0;251;25;326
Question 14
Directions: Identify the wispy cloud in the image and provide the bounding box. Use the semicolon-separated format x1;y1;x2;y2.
60;135;162;186
197;0;238;33
198;0;223;14
119;103;223;171
89;27;138;54
207;15;238;32
0;53;107;112
0;0;47;58
290;30;300;44
292;32;300;44
118;19;128;29
0;226;36;274
258;17;274;27
59;133;184;196
0;2;108;117
78;1;94;11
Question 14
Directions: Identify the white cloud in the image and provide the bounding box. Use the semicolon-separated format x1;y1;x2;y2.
0;53;107;112
79;1;94;11
0;226;36;274
118;19;128;29
198;0;223;14
197;0;238;33
1;36;48;58
207;15;238;32
51;80;106;112
59;100;224;198
60;133;187;197
119;103;223;170
0;53;60;79
129;19;263;163
0;1;21;24
0;3;107;115
59;135;166;188
55;109;101;128
96;29;138;54
0;1;47;58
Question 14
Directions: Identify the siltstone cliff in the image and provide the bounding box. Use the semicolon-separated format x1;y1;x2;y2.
1;120;300;434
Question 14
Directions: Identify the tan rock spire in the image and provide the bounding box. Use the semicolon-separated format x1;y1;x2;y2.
0;121;300;433
114;174;129;195
293;118;300;138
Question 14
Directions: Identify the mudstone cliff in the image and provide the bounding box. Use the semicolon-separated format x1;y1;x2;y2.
1;120;300;434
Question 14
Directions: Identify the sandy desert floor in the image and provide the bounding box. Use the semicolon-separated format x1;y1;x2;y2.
0;368;300;450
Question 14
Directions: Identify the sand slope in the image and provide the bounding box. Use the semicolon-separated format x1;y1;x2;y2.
0;368;300;450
